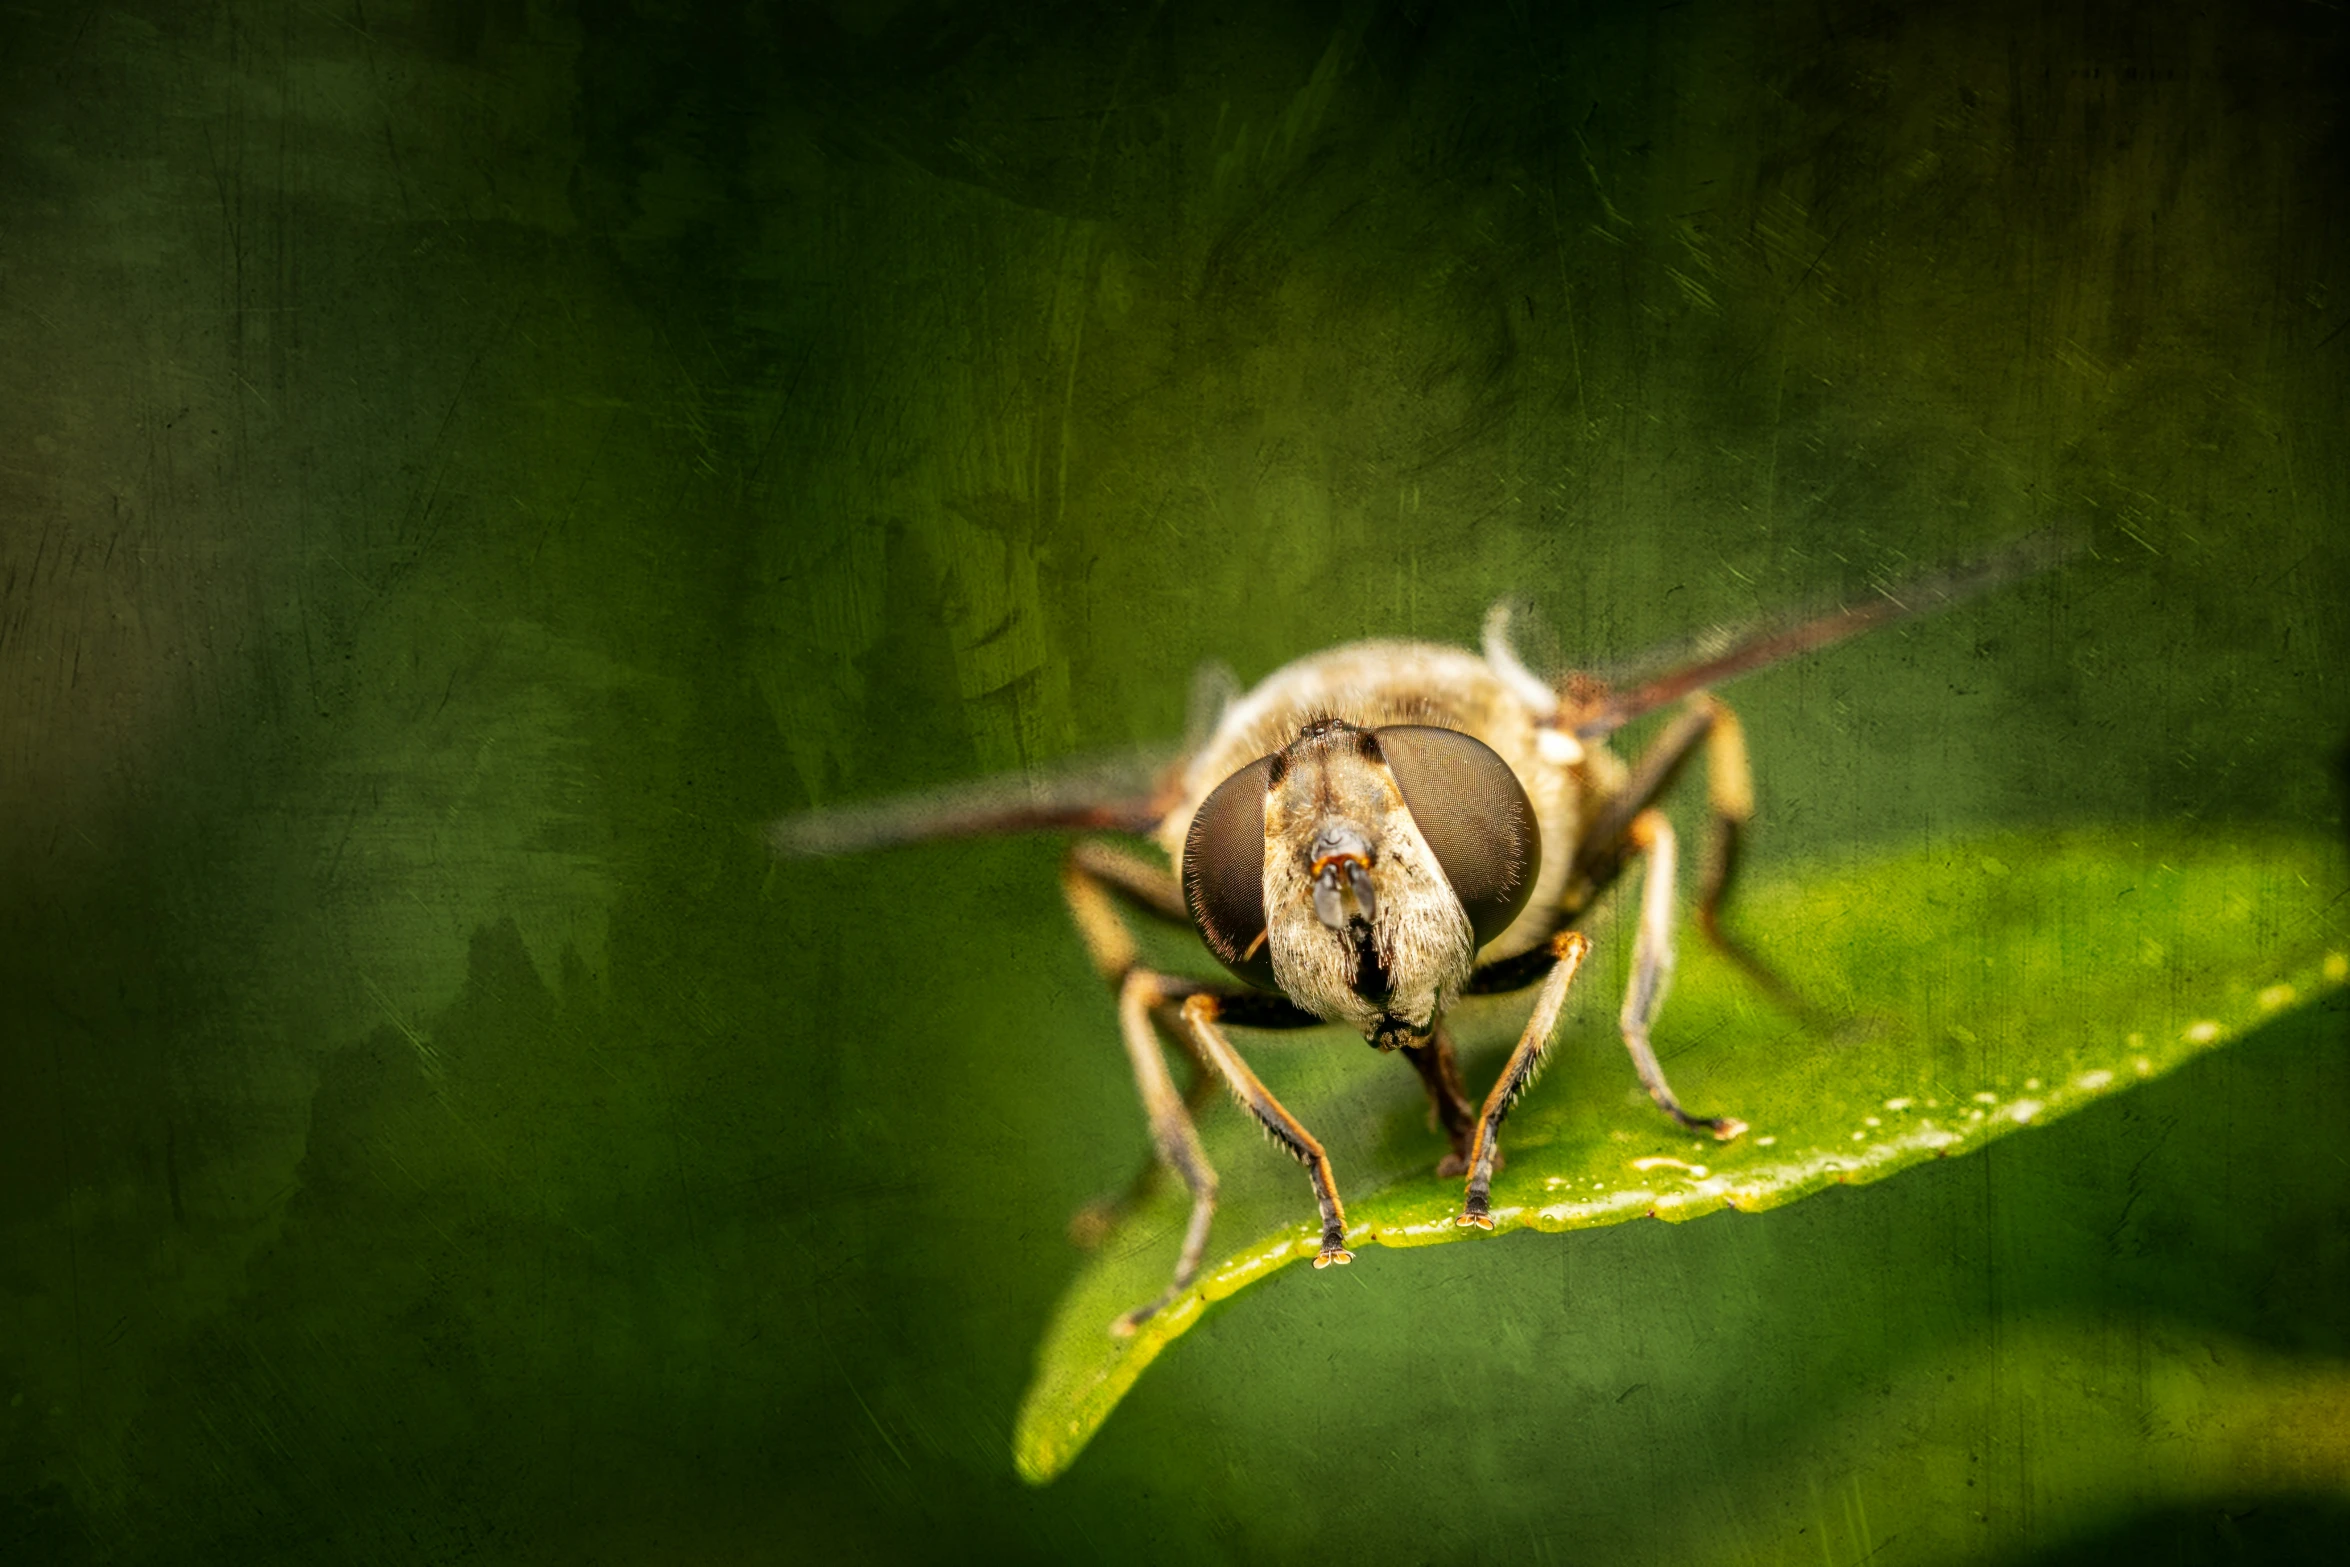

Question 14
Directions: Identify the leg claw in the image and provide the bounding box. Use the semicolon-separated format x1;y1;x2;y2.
1456;1211;1495;1231
1313;1246;1354;1269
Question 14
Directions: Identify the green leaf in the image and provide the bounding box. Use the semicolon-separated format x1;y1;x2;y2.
1014;828;2349;1483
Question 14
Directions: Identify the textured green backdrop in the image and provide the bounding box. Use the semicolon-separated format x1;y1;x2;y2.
3;1;2346;1562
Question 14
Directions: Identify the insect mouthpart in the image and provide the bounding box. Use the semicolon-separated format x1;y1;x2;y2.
1308;824;1377;930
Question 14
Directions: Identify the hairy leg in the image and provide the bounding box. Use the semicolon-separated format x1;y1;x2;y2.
1179;995;1353;1270
1458;932;1592;1228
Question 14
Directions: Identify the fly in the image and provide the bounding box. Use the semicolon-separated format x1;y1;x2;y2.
770;534;2075;1333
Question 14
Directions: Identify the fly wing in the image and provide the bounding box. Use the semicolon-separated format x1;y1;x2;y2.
1568;528;2086;740
768;745;1179;858
770;659;1242;857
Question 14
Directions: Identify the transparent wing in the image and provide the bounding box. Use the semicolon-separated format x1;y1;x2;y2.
768;745;1182;858
1567;528;2086;740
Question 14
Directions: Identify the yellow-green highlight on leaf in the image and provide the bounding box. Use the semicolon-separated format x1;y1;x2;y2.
1014;829;2349;1483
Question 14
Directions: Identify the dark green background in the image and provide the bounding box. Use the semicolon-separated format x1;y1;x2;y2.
3;1;2346;1561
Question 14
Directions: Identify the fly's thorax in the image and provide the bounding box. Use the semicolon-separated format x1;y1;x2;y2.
1259;721;1476;1046
1157;641;1526;864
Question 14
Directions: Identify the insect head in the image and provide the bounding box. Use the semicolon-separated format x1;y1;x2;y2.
1181;718;1539;1050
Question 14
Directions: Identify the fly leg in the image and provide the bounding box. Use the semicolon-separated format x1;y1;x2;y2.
1178;996;1354;1271
1402;1025;1478;1176
1451;803;1746;1229
1618;809;1748;1141
1457;932;1593;1227
1570;694;1813;1018
1107;968;1219;1336
1059;839;1192;977
1109;987;1348;1335
1098;972;1323;1336
1684;700;1815;1019
1060;842;1212;1247
1061;842;1323;1322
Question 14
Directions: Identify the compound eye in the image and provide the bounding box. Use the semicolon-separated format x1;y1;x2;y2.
1373;726;1540;948
1181;756;1280;991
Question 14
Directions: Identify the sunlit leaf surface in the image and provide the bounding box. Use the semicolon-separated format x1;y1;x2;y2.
1016;829;2349;1482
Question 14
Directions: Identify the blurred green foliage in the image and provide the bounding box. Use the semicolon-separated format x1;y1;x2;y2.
2;1;2344;1563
